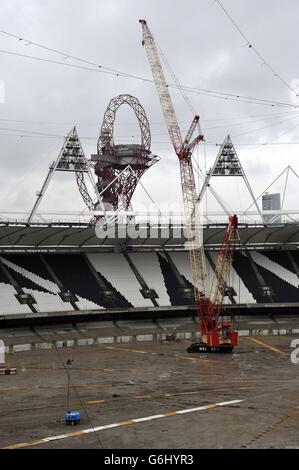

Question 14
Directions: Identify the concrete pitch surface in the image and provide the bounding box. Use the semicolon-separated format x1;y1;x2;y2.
0;335;299;449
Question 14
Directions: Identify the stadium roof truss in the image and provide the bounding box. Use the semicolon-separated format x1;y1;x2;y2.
0;221;299;253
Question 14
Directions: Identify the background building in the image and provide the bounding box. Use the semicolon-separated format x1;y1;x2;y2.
262;193;281;223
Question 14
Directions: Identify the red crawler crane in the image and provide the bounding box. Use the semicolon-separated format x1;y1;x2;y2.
139;19;239;352
190;214;239;352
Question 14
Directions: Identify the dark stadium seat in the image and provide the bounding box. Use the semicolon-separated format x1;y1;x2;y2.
156;253;194;305
43;254;103;307
43;254;132;309
262;250;295;273
233;252;269;303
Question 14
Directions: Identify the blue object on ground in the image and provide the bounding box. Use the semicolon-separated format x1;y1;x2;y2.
64;411;81;425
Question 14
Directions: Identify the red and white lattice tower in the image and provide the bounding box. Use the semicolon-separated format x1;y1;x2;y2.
90;94;159;211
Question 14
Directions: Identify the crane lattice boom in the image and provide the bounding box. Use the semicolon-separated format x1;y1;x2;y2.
140;20;183;154
139;19;207;298
139;19;239;352
197;215;239;348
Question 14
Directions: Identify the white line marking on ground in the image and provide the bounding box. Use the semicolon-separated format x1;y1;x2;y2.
3;399;244;449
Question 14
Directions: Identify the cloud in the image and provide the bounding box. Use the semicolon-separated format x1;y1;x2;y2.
0;0;298;218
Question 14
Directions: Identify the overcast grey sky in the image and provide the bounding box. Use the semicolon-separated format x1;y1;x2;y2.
1;0;299;217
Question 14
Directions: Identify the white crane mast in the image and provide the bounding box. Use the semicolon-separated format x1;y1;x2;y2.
140;20;183;153
139;19;208;299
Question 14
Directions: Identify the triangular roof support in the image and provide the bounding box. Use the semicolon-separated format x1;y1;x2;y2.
245;165;299;223
27;127;104;223
197;135;264;222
